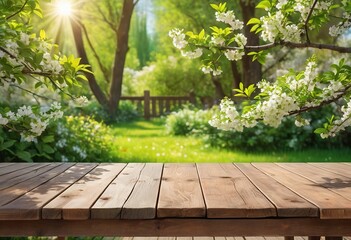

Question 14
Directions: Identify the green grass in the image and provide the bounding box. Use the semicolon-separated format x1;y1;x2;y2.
111;119;351;162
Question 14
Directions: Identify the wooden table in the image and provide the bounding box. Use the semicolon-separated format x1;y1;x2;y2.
0;162;351;238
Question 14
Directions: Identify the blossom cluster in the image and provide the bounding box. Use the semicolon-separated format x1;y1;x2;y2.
0;102;63;142
209;58;351;138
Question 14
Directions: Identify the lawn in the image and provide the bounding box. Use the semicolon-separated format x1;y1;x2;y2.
111;119;351;162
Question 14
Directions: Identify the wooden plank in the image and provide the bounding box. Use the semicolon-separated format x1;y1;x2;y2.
177;238;193;240
43;163;126;220
133;238;157;240
91;163;145;219
0;163;14;168
159;238;176;240
0;163;96;220
194;238;213;240
196;163;276;218
121;163;163;219
0;163;40;176
253;163;351;219
278;163;351;201
235;163;318;217
309;163;351;178
0;163;51;190
0;163;67;206
158;163;206;218
1;219;351;237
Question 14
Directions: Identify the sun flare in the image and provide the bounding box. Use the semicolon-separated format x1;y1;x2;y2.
55;0;73;17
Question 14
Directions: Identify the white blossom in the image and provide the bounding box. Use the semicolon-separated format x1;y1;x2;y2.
215;11;243;30
20;32;30;45
181;48;203;59
0;114;9;125
211;36;226;46
169;29;188;50
224;49;245;61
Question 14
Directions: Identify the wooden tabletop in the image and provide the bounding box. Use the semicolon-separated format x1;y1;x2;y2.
0;162;351;221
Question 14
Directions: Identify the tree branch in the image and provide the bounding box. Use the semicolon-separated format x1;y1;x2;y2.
78;20;111;83
6;0;28;20
304;0;318;43
96;4;117;32
2;78;54;101
214;41;351;53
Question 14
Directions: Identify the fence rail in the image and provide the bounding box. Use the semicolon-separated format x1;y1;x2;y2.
120;90;196;120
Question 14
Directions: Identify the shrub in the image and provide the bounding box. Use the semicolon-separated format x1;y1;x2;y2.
71;100;140;124
0;114;116;162
165;105;351;151
165;106;215;136
54;115;116;162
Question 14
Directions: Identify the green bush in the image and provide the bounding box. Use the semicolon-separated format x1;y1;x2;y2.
54;115;116;162
165;106;215;135
0;114;116;162
70;100;140;123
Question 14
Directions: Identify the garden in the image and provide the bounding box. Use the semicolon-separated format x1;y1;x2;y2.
0;0;351;163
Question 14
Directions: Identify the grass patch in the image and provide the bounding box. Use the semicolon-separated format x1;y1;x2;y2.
111;119;351;162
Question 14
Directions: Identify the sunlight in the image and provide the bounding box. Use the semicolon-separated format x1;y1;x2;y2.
55;0;72;17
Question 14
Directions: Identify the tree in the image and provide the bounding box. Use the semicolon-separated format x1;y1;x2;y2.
68;0;138;118
169;0;351;138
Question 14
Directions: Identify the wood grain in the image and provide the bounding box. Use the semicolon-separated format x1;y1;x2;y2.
91;163;145;219
0;164;69;206
121;163;163;219
157;163;206;218
197;163;276;218
278;163;351;201
309;163;351;178
0;163;51;190
236;163;318;217
0;163;34;176
43;163;125;220
0;163;95;220
253;163;351;219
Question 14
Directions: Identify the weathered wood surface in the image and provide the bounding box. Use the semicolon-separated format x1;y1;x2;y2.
0;163;351;237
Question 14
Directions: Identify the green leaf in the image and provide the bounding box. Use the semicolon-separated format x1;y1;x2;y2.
0;140;16;150
247;52;257;56
256;0;271;9
42;135;55;143
43;144;55;154
314;128;328;134
210;4;219;11
199;29;205;39
17;151;32;162
39;29;46;40
250;24;260;32
239;82;244;91
247;18;261;25
234;93;247;97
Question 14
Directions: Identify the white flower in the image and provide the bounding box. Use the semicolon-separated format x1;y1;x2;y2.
20;133;37;143
0;51;5;58
0;114;9;125
235;34;247;47
213;69;222;76
17;106;33;118
295;118;310;127
169;29;188;50
20;32;30;45
277;0;288;9
6;111;17;121
201;66;212;74
211;36;226;46
215;11;243;30
224;49;245;61
30;119;48;135
181;48;203;59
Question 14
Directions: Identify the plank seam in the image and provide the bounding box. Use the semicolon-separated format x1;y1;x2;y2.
195;163;208;218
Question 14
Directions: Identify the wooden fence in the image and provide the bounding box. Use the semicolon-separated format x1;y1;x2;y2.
120;90;196;120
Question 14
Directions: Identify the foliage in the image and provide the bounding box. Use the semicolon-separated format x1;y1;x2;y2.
125;54;219;97
165;106;351;151
165;106;215;135
169;0;351;139
69;100;140;124
54;115;115;162
0;0;90;162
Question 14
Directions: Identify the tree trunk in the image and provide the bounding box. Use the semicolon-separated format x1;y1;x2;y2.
211;74;226;102
240;0;262;86
108;0;135;117
70;16;109;108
